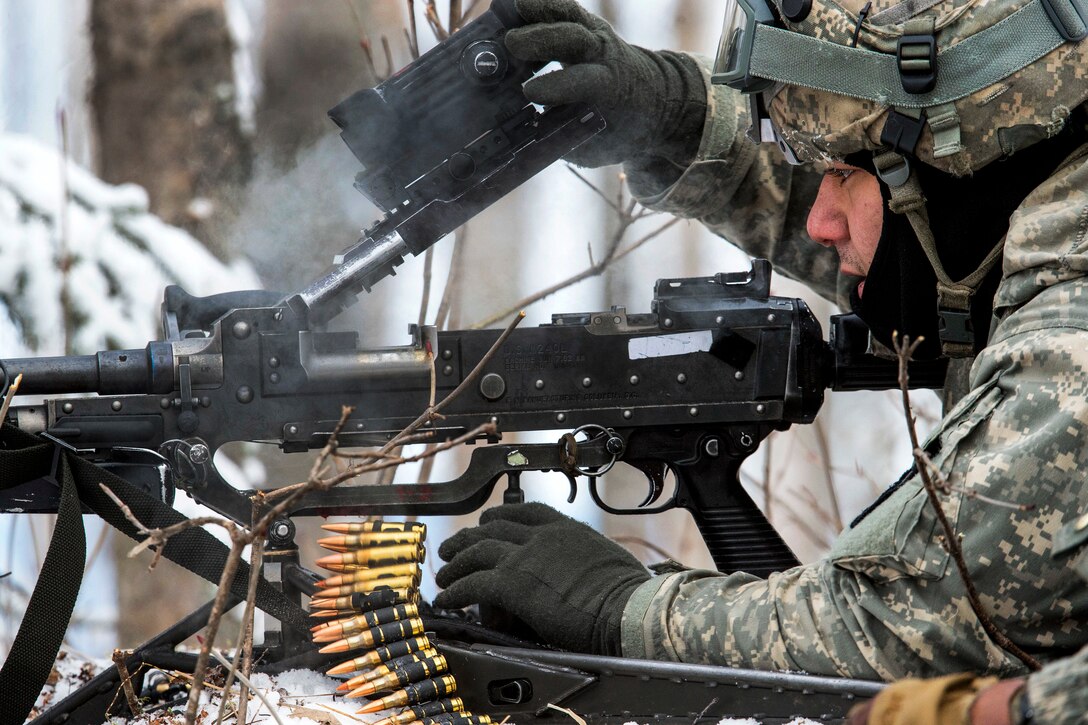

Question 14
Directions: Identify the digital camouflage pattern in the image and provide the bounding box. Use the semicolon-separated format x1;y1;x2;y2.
1019;513;1088;723
620;65;1088;687
763;0;1088;176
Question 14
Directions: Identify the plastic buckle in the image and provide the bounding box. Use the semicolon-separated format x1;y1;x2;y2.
897;32;936;94
937;307;974;346
880;109;926;156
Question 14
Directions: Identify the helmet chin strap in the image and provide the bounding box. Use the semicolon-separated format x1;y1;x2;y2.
873;150;1006;359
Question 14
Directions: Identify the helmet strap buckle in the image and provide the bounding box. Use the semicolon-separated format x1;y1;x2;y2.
897;16;937;94
936;284;976;355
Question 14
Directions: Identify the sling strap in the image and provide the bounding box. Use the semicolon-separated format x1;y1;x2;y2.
0;424;309;723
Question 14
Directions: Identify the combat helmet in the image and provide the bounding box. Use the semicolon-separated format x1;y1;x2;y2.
712;0;1088;356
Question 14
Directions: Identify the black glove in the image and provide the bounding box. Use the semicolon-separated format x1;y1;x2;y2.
434;503;650;654
506;0;707;168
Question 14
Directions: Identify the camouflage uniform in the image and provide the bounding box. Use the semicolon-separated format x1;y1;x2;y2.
1021;515;1088;723
619;68;1088;681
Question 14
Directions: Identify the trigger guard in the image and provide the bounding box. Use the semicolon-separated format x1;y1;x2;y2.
588;476;677;516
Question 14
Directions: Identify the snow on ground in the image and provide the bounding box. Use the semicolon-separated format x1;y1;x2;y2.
30;653;825;725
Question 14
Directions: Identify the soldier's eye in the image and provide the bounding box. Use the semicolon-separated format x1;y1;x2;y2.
824;167;857;186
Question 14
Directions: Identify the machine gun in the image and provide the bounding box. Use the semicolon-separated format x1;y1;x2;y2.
1;259;944;724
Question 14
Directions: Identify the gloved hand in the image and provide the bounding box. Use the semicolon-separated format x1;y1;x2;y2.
845;674;1023;725
506;0;707;168
434;502;650;654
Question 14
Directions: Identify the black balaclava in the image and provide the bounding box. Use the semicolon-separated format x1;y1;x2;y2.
848;106;1088;359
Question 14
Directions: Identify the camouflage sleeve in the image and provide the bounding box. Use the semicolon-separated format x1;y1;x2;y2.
621;280;1088;679
1025;643;1088;724
1023;515;1088;724
622;57;858;309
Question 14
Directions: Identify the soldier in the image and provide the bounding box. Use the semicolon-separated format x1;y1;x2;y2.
437;0;1088;692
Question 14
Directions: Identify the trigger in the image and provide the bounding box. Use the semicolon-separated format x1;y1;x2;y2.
564;473;578;504
628;459;668;507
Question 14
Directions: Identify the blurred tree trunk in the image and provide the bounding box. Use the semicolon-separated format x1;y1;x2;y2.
90;0;251;258
89;0;246;646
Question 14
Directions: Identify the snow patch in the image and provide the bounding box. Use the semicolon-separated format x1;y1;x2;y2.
0;133;261;354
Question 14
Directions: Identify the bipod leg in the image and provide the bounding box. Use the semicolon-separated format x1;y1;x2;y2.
254;517;342;673
29;594;241;724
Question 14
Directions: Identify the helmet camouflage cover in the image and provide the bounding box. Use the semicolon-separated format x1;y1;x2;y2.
764;0;1088;175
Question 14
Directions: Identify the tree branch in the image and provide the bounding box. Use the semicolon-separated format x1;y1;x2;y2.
893;332;1041;671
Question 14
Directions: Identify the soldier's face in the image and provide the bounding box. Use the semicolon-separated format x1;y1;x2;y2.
805;164;884;298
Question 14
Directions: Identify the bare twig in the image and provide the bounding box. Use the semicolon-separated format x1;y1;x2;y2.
0;373;22;424
463;0;487;20
567;167;625;216
810;419;844;533
84;523;111;576
470;215;678;330
341;0;378;79
185;540;246;723
268;314;520;500
208;649;287;725
222;507;264;725
322;423;495;489
112;649;142;717
377;446;403;485
419;246;435;329
435;227;468;330
693;697;720;725
893;333;1041;671
406;0;420;57
545;703;588;725
449;0;463;31
916;452;1034;512
381;36;395;78
389;311;524;447
425;1;449;40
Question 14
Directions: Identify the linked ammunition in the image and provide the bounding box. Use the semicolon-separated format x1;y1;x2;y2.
317;563;422;588
315;544;425;569
318;617;425;654
337;648;438;692
322;521;427;534
318;529;425;551
355;675;458;714
325;635;431;676
345;654;448;698
409;698;466;721
418;715;493;725
312;603;419;642
308;608;354;619
314;575;419;596
368;697;465;725
309;587;416;613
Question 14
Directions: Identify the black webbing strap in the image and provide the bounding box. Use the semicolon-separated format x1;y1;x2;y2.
0;425;309;723
0;438;85;723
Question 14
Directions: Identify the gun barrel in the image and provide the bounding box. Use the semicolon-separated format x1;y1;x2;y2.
5;344;174;396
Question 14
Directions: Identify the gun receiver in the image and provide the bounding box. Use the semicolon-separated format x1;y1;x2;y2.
287;0;605;325
3;259;946;578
